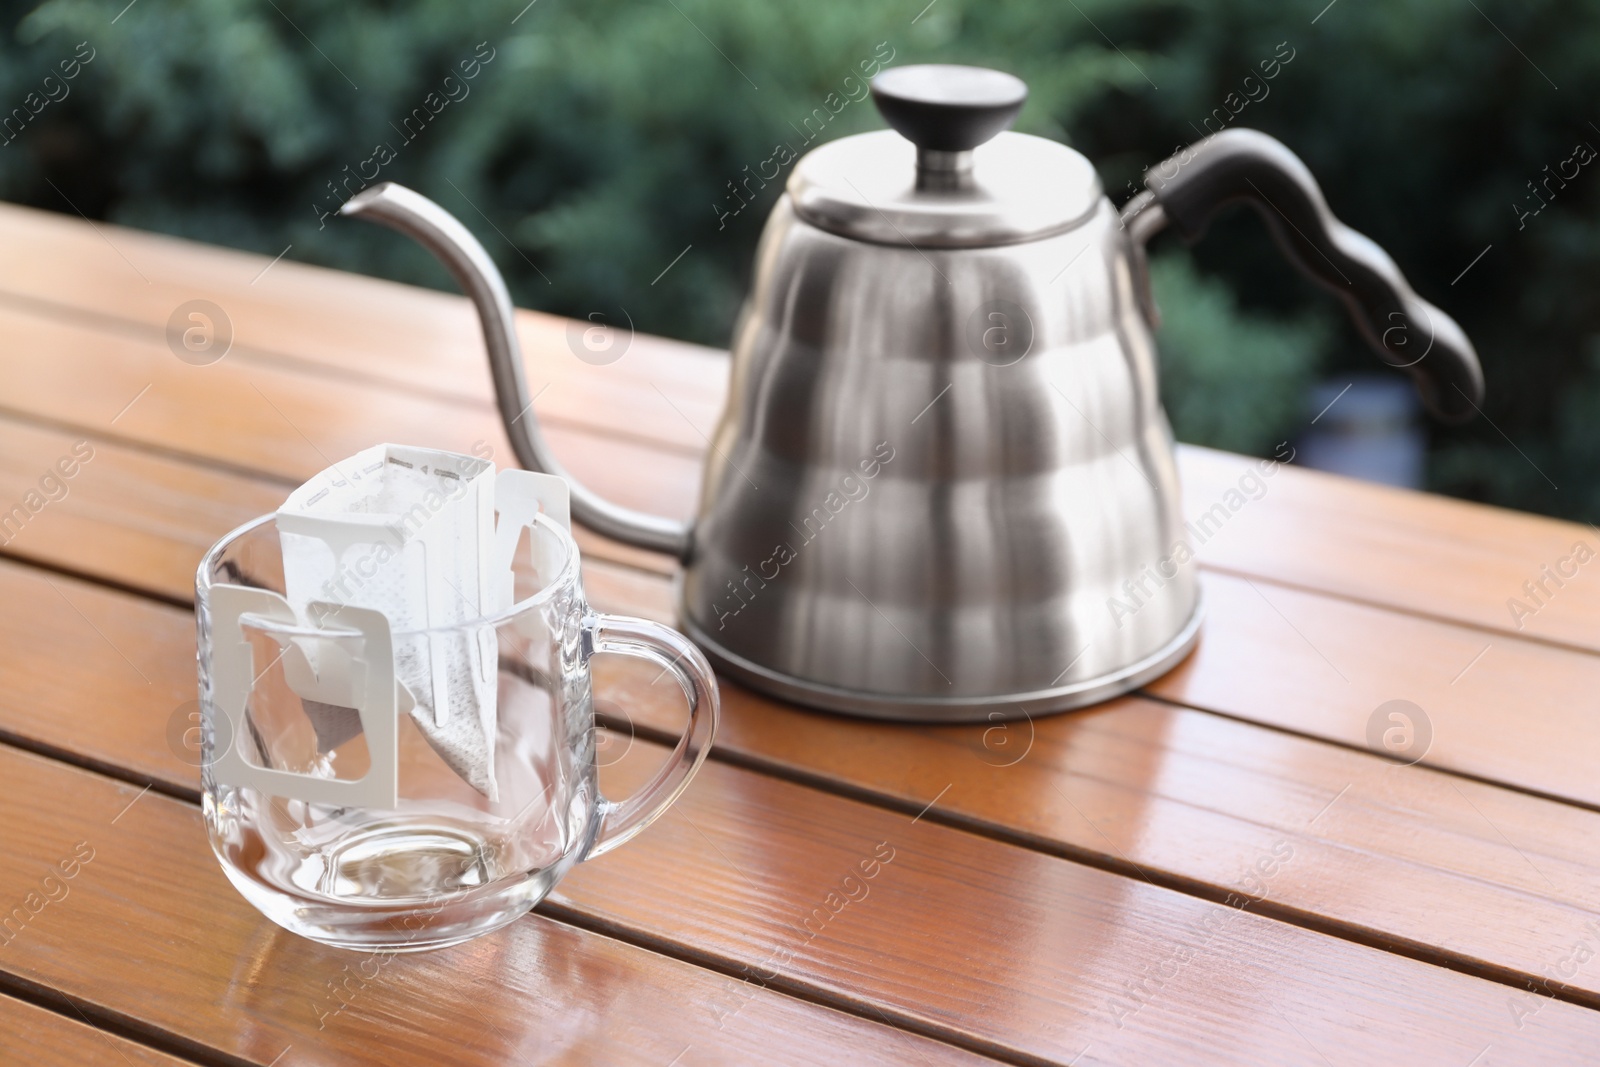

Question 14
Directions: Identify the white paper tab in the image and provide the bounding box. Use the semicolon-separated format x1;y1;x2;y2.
208;446;574;807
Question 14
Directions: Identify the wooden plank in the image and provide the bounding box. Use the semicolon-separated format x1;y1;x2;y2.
0;750;986;1067
1180;444;1600;648
8;708;1600;1065
0;415;278;600
7;557;1600;1050
1144;569;1600;805
0;994;194;1067
0;416;671;602
0;303;701;519
0;201;723;453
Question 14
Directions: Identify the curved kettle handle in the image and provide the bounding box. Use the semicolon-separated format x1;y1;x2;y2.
341;183;691;558
1125;129;1484;423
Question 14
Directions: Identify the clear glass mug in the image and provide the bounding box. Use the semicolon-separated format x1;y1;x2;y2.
195;511;718;951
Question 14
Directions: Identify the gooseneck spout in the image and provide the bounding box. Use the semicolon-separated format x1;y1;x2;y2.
341;183;692;559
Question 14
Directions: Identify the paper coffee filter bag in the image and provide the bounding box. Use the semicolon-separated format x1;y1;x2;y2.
277;444;501;799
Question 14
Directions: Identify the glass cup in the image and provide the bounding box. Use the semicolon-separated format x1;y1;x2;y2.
195;511;718;951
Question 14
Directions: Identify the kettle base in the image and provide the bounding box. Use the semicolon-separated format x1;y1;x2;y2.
680;598;1204;723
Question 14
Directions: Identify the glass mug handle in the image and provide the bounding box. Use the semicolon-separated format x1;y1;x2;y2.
582;613;720;857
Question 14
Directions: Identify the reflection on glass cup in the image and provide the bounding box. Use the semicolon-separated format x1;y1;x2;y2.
195;511;718;951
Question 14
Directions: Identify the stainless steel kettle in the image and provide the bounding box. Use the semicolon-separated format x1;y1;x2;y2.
343;63;1482;722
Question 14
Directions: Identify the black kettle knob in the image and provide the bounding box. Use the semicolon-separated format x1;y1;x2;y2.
870;64;1028;156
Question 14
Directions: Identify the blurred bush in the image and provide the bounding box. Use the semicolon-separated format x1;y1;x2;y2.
0;0;1595;519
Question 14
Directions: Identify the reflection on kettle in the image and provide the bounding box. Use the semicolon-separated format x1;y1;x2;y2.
342;62;1482;723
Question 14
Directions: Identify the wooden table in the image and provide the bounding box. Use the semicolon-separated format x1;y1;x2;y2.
1;200;1598;1066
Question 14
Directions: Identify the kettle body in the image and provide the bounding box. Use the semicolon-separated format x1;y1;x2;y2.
679;185;1199;717
344;64;1482;722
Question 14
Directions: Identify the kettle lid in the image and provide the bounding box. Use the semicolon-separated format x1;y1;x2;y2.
788;64;1102;248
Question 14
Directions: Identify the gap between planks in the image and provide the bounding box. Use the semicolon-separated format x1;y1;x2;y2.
0;969;242;1067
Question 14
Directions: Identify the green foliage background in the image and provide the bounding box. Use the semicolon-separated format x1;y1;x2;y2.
0;0;1594;519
